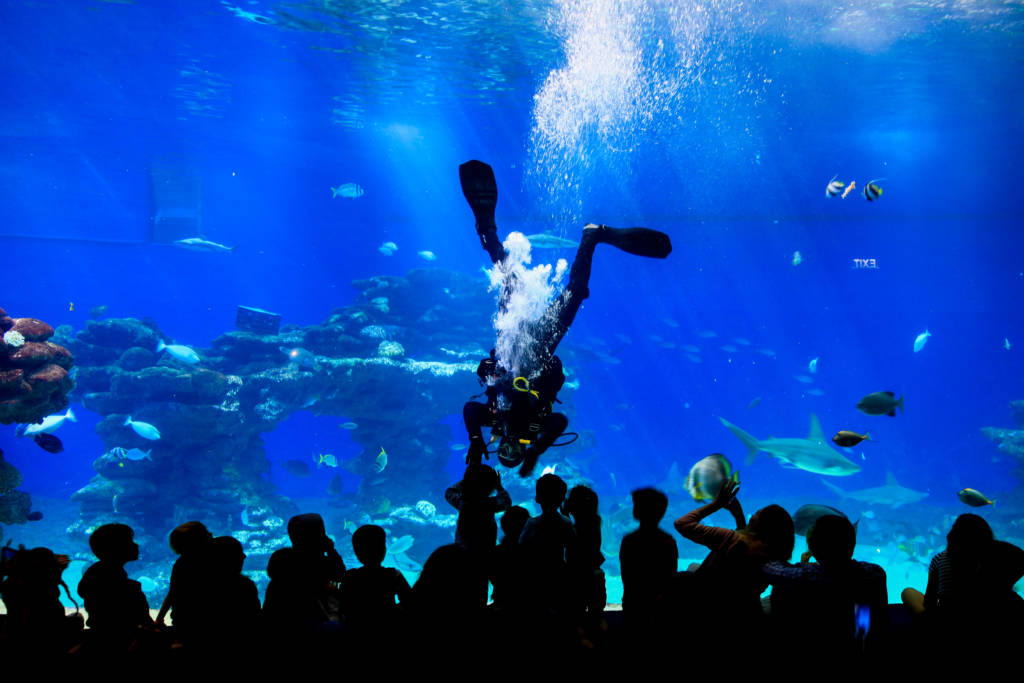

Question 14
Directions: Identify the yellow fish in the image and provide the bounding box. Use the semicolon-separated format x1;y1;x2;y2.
314;453;338;468
374;447;388;473
69;301;74;312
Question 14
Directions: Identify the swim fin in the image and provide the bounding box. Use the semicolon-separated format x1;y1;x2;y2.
587;224;672;259
459;160;498;230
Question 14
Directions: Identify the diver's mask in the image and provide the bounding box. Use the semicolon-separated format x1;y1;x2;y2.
497;436;529;468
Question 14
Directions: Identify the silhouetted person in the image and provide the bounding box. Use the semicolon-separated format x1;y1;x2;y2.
76;523;155;656
902;514;1021;662
762;514;888;660
565;485;606;620
490;506;530;611
408;544;486;660
674;480;794;650
263;513;346;648
155;520;213;640
619;487;678;621
187;535;262;658
446;463;511;606
0;544;83;657
340;525;411;636
519;474;575;616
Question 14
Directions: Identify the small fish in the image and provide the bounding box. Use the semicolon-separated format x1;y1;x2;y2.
682;345;701;353
68;301;74;312
825;174;845;198
450;443;467;451
17;408;77;437
863;178;884;201
696;330;718;338
378;241;397;255
90;305;109;319
757;348;776;357
1004;338;1012;351
524;233;580;249
857;391;904;417
808;357;819;374
375;447;388;473
315;453;338;468
417;250;437;261
284;459;312;478
832;431;871;448
331;183;364;199
124;416;161;440
841;180;856;199
27;511;43;521
282;347;317;369
913;329;931;353
32;433;64;454
157;340;201;365
793;375;814;384
792;251;802;266
806;388;825;396
685;354;702;364
957;488;995;507
340;422;359;430
173;237;235;254
112;493;120;513
733;337;751;346
121;448;152;461
388;534;414;555
327;473;344;496
240;507;251;527
747;396;762;410
415;500;437;518
721;345;738;353
541;465;557;476
663;317;681;328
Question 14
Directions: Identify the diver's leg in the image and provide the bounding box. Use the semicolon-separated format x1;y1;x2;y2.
518;412;569;477
536;224;673;360
459;160;506;264
463;401;492;465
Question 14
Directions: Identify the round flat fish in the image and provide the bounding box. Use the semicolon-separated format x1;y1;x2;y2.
793;504;850;537
684;453;738;502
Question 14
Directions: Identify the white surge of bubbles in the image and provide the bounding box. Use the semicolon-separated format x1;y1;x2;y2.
528;0;760;218
487;232;568;377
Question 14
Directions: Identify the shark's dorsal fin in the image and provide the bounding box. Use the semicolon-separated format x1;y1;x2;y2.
808;414;825;441
885;471;898;486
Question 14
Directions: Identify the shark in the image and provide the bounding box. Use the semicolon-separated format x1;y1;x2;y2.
719;414;861;476
820;473;929;508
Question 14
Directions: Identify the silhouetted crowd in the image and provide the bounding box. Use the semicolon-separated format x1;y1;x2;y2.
1;464;1022;670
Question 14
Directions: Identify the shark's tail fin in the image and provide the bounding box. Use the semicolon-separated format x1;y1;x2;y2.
821;478;847;499
719;417;761;465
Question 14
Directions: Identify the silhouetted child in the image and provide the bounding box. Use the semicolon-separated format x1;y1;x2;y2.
565;485;606;618
263;513;346;636
762;514;887;658
490;506;530;610
446;463;511;606
188;535;262;657
155;520;213;638
519;473;575;616
619;487;678;617
445;463;511;551
0;544;83;657
339;525;411;636
76;523;154;648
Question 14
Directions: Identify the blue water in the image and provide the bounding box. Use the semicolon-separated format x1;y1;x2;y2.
2;1;1023;606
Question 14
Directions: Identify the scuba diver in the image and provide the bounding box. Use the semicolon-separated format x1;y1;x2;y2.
460;160;672;476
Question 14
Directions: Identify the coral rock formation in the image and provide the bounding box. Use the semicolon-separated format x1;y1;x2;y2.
0;307;76;425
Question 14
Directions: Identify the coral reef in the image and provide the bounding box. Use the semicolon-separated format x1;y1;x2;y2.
0;307;75;425
63;267;586;578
